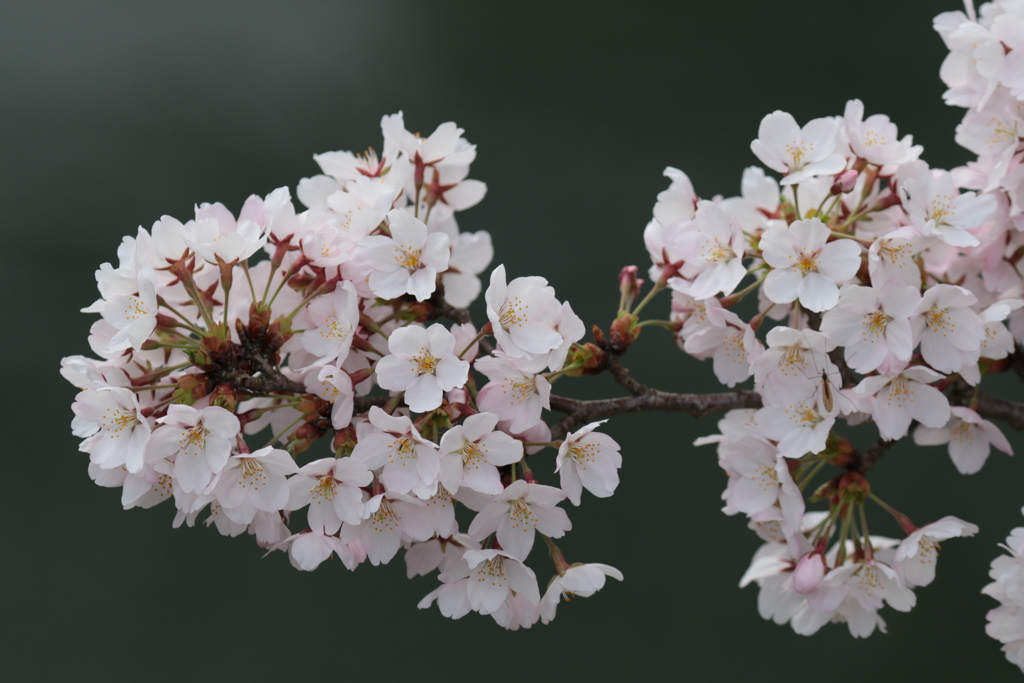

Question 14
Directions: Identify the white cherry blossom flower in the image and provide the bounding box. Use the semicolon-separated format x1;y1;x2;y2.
460;549;541;614
405;534;478;579
894;516;978;588
84;267;160;352
820;281;920;374
484;264;563;361
555;420;622;506
899;168;996;247
278;530;365;572
357;209;450;301
867;227;923;289
911;284;983;374
375;323;470;413
682;309;753;388
149;404;240;494
437;412;523;495
854;365;951;441
760;218;862;312
304;365;355;429
914;406;1013;474
540;563;624;624
475;353;552;433
301;281;361;367
673;200;747;299
72;387;153;474
750;111;846;185
339;491;435;565
467;480;571;561
185;195;273;264
285;457;372;534
751;327;838;410
350;406;440;497
216;446;300;519
440;231;493;308
843;99;918;167
754;400;835;459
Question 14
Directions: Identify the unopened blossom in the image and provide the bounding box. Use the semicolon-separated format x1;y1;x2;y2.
855;364;951;441
357;209;450;301
540;563;624;624
301;281;361;366
819;281;920;374
843;99;918;167
351;406;440;497
467;480;571;561
375;323;469;413
72;387;153;474
894;516;978;588
437;412;523;495
750;111;846;185
475;353;552;433
484;265;564;361
555;420;622;506
216;447;299;520
286;457;372;534
900;167;996;247
760;218;862;312
914;406;1013;475
149;404;240;494
911;284;983;375
673;200;747;299
339;492;435;566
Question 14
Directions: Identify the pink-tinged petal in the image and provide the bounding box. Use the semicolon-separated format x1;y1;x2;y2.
394;501;436;541
369;268;412;300
480;431;524;466
504;559;541;605
758;226;797;268
362;527;402;566
374;354;419;392
509;321;563;355
250;476;289;512
558;464;584;506
439;454;464;493
407;267;439;302
532;505;571;537
463;412;500;440
461;464;505;495
817;239;862;281
434;356;470;391
797;273;840;312
467;559;510;614
380;465;420;495
763;268;802;305
468;503;507;540
497;514;535;561
388;325;429;356
405;374;443;413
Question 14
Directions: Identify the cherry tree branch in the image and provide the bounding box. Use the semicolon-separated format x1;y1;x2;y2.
548;389;763;439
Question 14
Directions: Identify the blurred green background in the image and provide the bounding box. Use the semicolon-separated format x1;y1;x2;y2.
4;0;1022;680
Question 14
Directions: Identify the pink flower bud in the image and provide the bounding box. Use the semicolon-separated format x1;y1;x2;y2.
792;552;826;594
831;169;858;195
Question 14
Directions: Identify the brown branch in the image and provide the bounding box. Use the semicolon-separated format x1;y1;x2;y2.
548;389;763;439
850;439;895;475
975;393;1024;432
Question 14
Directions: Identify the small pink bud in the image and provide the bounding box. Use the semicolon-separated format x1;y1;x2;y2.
831;170;858;195
792;552;826;594
618;265;641;306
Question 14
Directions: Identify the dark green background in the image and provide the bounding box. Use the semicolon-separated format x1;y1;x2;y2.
4;1;1021;680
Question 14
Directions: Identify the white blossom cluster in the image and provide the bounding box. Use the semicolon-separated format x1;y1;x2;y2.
633;0;1023;646
938;0;1024;672
63;112;622;630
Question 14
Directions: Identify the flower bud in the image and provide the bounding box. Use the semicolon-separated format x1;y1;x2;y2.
792;552;826;594
618;266;642;308
831;169;858;195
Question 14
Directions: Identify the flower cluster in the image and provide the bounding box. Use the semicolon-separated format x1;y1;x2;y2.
63;0;1024;665
64;113;621;630
630;0;1023;644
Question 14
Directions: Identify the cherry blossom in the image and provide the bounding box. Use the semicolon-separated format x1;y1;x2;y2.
750;111;846;185
914;406;1013;475
285;457;372;534
350;406;440;497
149;404;240;494
819;281;920;374
72;387;153;474
555;420;622;505
894;516;978;588
467;480;571;561
357;209;450;301
760;218;862;312
540;563;624;624
854;365;951;441
339;491;435;566
437;412;523;495
375;323;470;413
